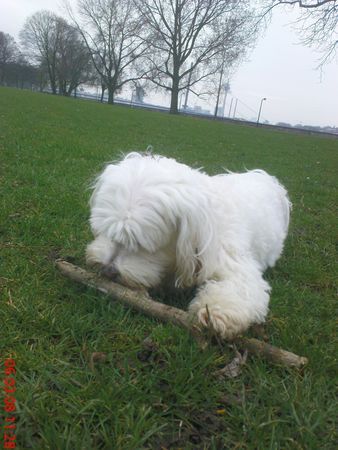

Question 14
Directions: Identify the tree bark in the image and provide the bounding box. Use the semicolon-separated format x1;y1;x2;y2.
170;74;180;114
100;84;105;102
107;86;115;104
55;260;308;369
48;67;57;94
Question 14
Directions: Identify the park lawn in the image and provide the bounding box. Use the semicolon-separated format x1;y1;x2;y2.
0;87;337;449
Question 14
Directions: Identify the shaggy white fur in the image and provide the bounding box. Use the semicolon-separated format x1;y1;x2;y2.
86;152;291;338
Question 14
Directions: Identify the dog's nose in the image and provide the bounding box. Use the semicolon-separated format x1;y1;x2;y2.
101;264;119;280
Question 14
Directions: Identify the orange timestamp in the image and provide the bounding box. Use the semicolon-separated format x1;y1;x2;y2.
2;358;16;449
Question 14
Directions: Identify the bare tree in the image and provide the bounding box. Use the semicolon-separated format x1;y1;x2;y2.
66;0;149;104
20;12;91;96
0;33;39;89
134;0;255;114
0;32;19;84
54;20;92;96
20;11;61;94
260;1;338;66
19;10;101;97
4;55;40;89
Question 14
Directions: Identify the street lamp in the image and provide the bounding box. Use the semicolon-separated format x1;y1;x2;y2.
257;97;267;126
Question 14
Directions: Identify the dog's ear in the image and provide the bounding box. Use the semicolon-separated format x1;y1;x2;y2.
175;202;216;287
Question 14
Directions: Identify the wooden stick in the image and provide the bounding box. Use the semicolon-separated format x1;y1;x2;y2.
55;259;308;368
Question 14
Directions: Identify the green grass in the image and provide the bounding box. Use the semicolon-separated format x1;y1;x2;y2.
1;87;337;449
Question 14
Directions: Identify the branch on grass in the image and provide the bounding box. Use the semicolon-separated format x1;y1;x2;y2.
55;260;308;369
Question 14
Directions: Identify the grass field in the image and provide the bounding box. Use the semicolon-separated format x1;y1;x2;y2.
1;86;337;449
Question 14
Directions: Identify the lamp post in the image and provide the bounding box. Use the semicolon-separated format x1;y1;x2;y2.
183;62;194;110
257;97;266;126
228;98;233;117
233;98;238;119
214;59;227;117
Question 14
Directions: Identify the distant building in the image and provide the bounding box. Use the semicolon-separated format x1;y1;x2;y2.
276;122;292;128
131;85;145;103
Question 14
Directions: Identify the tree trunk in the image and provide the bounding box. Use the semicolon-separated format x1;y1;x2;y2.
107;86;115;104
100;85;105;103
49;76;57;94
170;77;179;114
48;62;57;94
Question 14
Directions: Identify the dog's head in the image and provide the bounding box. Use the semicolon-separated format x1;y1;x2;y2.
86;153;217;288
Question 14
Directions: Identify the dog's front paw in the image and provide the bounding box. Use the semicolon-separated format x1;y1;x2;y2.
193;305;246;339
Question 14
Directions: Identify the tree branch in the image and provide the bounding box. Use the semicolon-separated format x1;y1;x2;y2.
56;260;309;369
276;0;335;9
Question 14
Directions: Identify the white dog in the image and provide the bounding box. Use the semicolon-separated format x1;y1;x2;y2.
86;152;291;338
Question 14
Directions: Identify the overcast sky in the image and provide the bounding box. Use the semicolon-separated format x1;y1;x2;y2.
1;0;337;127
